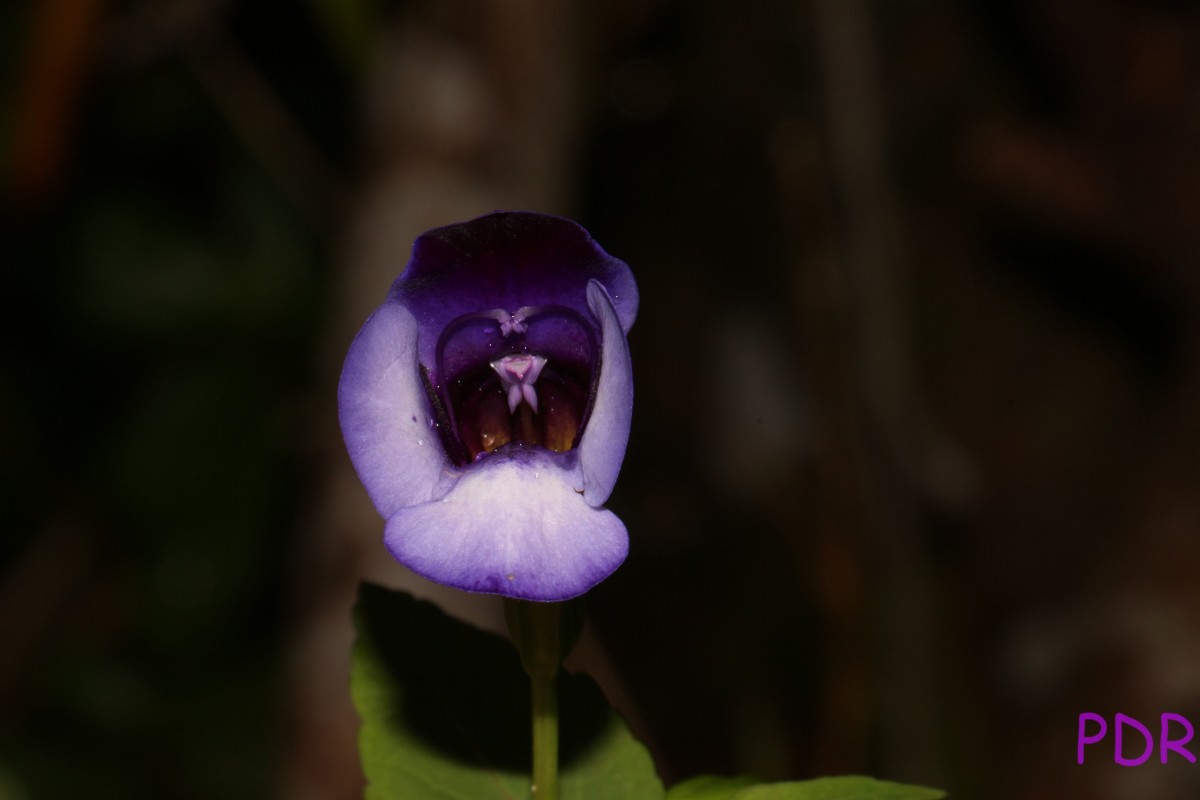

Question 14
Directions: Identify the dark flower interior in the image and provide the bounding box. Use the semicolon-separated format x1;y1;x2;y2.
434;306;597;464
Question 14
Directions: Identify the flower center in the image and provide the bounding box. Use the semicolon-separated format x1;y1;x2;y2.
437;306;595;464
491;354;547;414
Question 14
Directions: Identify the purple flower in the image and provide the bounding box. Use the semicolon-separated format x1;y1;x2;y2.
338;212;637;602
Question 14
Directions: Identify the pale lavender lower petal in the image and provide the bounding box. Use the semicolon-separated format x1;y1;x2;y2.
384;447;628;601
577;280;634;507
338;304;453;518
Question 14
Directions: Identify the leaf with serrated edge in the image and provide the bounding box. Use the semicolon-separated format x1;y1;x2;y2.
666;775;760;799
352;582;664;800
734;776;946;800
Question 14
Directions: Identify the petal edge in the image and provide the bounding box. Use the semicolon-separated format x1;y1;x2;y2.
338;304;453;517
578;280;634;507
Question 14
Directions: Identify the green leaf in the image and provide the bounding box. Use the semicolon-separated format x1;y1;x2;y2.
666;775;760;799
667;776;944;800
734;776;946;800
352;583;664;800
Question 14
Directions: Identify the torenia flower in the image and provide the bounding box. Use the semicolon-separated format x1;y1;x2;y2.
338;212;637;602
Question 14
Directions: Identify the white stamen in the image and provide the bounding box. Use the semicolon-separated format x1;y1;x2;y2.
490;353;547;413
489;307;531;337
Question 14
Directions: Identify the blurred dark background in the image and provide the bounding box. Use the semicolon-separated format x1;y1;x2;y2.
4;1;1200;798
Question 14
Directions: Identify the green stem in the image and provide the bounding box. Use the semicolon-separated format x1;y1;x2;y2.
530;664;558;799
505;599;564;800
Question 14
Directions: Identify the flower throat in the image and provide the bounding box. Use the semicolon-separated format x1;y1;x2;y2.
439;308;594;464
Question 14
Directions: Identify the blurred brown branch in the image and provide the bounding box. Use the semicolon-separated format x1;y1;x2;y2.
8;0;110;208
